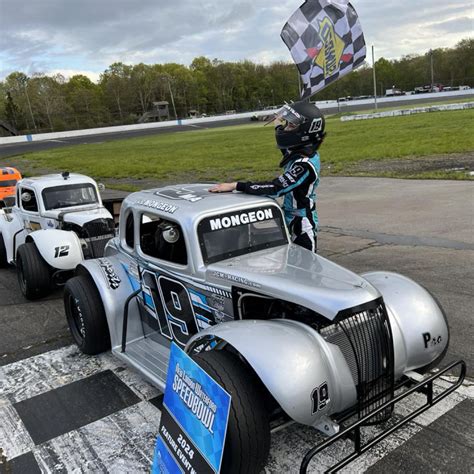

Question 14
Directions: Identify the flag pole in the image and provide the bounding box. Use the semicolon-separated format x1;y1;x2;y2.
372;44;378;111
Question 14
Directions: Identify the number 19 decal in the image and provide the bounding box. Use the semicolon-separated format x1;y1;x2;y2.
140;270;198;346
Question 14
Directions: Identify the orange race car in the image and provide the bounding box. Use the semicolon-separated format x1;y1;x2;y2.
0;167;22;203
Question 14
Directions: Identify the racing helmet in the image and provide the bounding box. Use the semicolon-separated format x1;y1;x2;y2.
274;101;325;150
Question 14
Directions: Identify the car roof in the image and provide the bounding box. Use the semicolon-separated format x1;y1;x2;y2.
18;173;97;190
123;183;279;222
0;167;21;180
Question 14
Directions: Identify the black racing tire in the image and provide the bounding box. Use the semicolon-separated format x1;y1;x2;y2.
0;233;7;267
16;242;51;300
64;275;111;355
192;349;271;474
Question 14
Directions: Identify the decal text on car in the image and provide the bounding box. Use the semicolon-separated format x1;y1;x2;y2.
98;258;121;290
209;208;274;231
136;199;178;214
422;332;443;349
211;271;261;289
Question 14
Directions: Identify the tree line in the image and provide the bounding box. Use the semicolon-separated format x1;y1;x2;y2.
1;38;472;135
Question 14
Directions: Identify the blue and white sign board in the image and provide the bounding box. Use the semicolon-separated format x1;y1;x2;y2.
152;343;232;474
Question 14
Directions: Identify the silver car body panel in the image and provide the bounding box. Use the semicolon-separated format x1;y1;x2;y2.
207;246;381;320
72;184;450;428
186;319;358;427
362;271;449;373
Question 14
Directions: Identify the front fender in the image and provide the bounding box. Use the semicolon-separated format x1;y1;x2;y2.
186;319;357;427
76;257;142;350
362;271;449;375
27;230;83;270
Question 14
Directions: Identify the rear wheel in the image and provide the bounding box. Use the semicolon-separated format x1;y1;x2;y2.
0;234;7;267
64;275;111;355
16;242;51;299
192;349;271;474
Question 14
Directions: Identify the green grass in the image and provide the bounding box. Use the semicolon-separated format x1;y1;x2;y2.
15;108;474;185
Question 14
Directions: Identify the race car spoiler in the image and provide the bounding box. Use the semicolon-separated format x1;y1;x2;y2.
300;359;467;473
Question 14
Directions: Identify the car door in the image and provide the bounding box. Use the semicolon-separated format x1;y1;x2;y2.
134;210;233;349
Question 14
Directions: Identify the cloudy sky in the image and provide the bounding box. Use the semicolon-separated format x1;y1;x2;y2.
0;0;472;81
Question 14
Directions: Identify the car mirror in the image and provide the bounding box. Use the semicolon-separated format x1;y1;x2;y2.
98;183;106;192
21;192;32;202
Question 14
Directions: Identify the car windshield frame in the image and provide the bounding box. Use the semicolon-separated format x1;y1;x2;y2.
42;183;99;210
197;205;288;264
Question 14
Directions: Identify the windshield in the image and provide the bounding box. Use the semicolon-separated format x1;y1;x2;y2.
198;205;288;264
0;180;18;187
42;183;98;210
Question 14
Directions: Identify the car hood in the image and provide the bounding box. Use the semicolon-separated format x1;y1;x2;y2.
206;245;381;320
44;207;112;226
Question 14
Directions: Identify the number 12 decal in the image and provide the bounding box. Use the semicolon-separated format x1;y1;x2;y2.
140;270;199;346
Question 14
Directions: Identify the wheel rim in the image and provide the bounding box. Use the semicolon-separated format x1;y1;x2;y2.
66;293;86;343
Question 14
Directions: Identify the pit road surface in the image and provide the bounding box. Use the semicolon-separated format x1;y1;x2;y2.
1;177;473;472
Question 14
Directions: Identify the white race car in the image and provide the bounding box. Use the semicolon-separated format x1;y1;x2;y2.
0;172;116;299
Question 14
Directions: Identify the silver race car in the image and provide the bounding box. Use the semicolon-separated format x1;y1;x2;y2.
63;184;465;473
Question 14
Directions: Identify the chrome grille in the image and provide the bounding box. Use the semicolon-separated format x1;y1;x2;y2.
321;300;394;422
82;218;115;258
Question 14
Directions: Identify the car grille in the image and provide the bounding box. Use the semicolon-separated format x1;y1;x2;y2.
321;299;394;423
82;218;115;258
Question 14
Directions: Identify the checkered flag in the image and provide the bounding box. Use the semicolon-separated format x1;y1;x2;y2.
281;0;366;99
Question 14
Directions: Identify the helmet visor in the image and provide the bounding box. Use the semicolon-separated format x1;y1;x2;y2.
265;104;305;127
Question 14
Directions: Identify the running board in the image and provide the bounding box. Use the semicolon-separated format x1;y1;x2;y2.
300;359;466;473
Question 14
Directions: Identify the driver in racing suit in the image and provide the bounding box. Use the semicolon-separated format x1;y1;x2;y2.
209;101;325;253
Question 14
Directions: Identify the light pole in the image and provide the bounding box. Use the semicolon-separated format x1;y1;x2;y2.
430;49;435;91
164;75;177;120
372;45;378;110
24;79;37;131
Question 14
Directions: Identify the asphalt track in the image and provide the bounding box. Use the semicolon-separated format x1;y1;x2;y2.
1;93;472;159
1;177;473;472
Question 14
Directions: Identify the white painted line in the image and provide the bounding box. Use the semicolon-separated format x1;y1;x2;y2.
0;402;35;459
0;345;119;403
33;401;161;473
2;343;471;472
267;376;472;473
341;101;474;121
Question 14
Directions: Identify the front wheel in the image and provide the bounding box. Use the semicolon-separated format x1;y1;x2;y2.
16;242;51;299
64;275;111;355
192;349;271;474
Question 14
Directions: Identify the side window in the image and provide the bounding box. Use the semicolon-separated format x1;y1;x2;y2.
125;212;135;249
20;188;39;213
140;213;187;265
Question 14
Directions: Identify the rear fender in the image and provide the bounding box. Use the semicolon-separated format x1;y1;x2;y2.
27;230;83;270
75;257;142;350
362;271;449;375
186;319;357;427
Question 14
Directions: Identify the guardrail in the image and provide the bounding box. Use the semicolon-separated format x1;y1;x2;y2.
0;89;472;146
341;101;474;121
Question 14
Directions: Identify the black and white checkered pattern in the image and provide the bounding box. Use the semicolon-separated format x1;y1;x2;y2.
0;344;471;473
281;0;367;99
